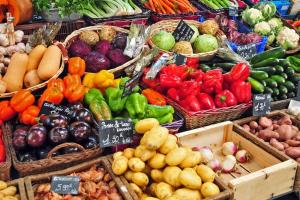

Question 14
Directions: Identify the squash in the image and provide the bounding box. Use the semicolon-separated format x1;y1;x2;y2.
2;52;28;92
7;0;33;25
24;69;41;88
26;45;47;71
37;45;62;80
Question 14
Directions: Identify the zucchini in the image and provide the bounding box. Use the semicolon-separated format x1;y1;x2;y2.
248;77;265;93
261;80;267;87
286;67;295;77
213;63;235;72
252;58;279;68
278;59;290;68
273;88;280;96
264;87;273;94
279;85;288;94
199;64;211;72
283;81;296;91
274;65;284;73
250;71;268;81
270;75;286;84
250;47;285;64
280;73;288;80
287;92;296;98
264;78;278;88
251;67;276;75
279;94;288;100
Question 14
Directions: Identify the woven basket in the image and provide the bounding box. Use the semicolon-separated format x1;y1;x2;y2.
63;25;144;74
149;20;220;61
0;125;11;181
3;123;103;177
7;178;27;200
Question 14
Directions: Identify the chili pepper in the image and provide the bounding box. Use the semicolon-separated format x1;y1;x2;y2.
68;57;86;77
203;69;223;82
224;63;250;83
89;100;112;120
231;81;252;103
196;93;215;110
142;89;166;106
178;80;201;99
0;129;5;163
10;90;35;113
144;104;174;119
157;113;174;124
0;101;16;123
215;90;238;108
125;93;148;119
47;78;65;93
64;84;86;103
93;70;115;89
82;73;96;88
159;74;182;88
167;88;180;102
84;88;104;106
180;95;201;112
63;74;81;88
202;79;223;95
19;105;40;125
160;64;189;80
38;87;64;108
292;20;300;29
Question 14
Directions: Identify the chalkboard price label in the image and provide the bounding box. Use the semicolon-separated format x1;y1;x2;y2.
51;176;80;195
39;102;73;118
173;20;195;42
122;71;143;97
174;54;187;66
98;119;133;148
237;43;256;60
252;94;272;116
229;6;238;17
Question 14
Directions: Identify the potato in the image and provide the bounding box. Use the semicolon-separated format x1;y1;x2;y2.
142;164;152;176
0;186;17;196
196;164;216;182
134;145;156;161
151;169;164;182
179;168;202;189
112;156;128;175
159;135;178;154
130;183;143;197
132;172;149;187
163;166;182;187
144;197;160;200
140;131;150;145
14;194;20;200
123;148;135;159
201;182;220;198
165;195;180;200
3;197;18;200
128;157;145;172
149;183;158;196
113;151;123;160
166;147;188;166
0;181;7;190
141;193;149;200
155;182;173;199
125;170;134;181
179;151;201;168
148;153;166;169
174;188;202;200
143;126;169;150
135;118;159;134
0;193;4;199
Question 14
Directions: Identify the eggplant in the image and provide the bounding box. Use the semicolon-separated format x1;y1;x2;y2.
13;128;28;137
72;108;93;124
42;114;69;128
13;135;27;150
70;102;84;112
26;125;47;148
18;151;37;162
48;127;69;145
84;140;98;149
62;146;80;154
69;121;91;142
36;146;51;159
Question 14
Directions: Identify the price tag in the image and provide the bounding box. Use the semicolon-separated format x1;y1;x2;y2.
295;80;300;101
174;54;187;66
252;94;272;116
237;43;257;60
145;53;170;80
172;20;195;42
98;119;133;148
39;102;73;118
51;176;80;195
122;71;143;97
229;6;238;17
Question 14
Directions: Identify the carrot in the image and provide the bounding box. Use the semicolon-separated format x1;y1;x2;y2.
169;0;190;12
153;0;164;14
155;0;167;14
144;2;151;9
148;0;156;12
179;0;196;12
159;0;175;14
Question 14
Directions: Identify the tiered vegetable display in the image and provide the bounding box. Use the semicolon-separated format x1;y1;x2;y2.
0;180;21;199
142;0;197;15
112;119;221;199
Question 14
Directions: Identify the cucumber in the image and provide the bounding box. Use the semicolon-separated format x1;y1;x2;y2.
287;92;296;98
250;47;285;65
250;71;269;81
252;58;279;68
284;81;296;91
286;67;295;77
199;64;211;72
274;65;284;73
279;85;288;94
264;87;273;94
279;94;288;100
278;59;290;68
273;88;280;96
280;73;288;80
251;67;276;75
264;78;278;88
270;75;286;84
248;77;264;93
213;63;235;71
261;80;267;87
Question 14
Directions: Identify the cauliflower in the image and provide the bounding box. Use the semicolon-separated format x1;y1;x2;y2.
276;27;300;50
268;18;283;31
254;21;271;36
267;32;276;45
242;8;264;26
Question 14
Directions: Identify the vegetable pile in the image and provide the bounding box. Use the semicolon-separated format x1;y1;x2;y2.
0;180;21;200
142;0;197;15
198;0;247;10
112;118;221;199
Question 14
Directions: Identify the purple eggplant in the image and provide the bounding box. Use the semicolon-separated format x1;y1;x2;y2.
18;151;37;162
13;128;28;137
41;114;69;128
62;147;80;154
72;108;93;124
37;146;51;159
69;102;84;112
83;134;99;149
26;125;47;148
13;135;27;150
48;127;69;145
69;121;91;142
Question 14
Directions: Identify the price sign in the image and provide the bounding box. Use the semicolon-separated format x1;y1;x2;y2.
172;20;195;42
295;80;300;101
229;6;238;17
237;43;256;60
98;119;133;148
51;176;80;195
145;53;169;80
174;54;187;65
39;102;73;118
252;94;272;116
122;71;143;97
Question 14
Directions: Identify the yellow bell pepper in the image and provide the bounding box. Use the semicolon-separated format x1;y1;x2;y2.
113;78;121;87
82;73;96;88
93;70;115;89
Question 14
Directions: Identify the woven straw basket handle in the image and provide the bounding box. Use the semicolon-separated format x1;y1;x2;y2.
47;142;86;158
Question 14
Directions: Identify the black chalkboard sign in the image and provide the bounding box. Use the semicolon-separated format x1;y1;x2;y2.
122;71;143;97
174;54;187;65
172;20;195;42
237;43;256;60
98;119;133;147
295;80;300;101
229;6;238;17
252;94;272;116
39;102;73;118
51;176;80;195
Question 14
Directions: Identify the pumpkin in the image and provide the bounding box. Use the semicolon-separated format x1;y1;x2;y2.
7;0;33;25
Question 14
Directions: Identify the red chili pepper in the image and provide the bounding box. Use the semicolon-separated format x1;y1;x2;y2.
202;79;223;95
167;88;180;102
178;80;201;99
180;95;201;112
215;90;238;108
159;74;182;88
196;93;216;110
203;69;223;82
231;81;252;103
226;63;250;83
293;21;300;29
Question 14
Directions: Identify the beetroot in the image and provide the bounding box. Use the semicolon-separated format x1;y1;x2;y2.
69;40;91;58
85;51;111;72
107;49;130;67
95;40;112;56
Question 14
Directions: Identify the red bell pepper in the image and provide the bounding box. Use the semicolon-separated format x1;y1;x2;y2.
0;101;16;123
159;74;182;88
215;90;238;108
178;80;201;99
231;81;252;103
202;79;223;95
224;63;250;83
167;88;180;102
196;93;215;110
188;68;204;82
203;69;223;82
160;64;189;80
142;76;160;89
186;57;199;66
180;95;201;112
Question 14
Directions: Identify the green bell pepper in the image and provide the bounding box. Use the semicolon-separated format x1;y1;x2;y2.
105;87;128;113
84;88;104;105
144;104;174;118
157;113;173;124
287;56;300;72
125;93;147;119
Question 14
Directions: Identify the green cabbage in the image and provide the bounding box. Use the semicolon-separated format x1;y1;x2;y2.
152;31;175;51
193;34;218;53
189;25;199;43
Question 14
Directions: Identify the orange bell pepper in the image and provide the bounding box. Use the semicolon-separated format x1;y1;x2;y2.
68;57;86;77
38;86;64;108
64;84;86;103
10;90;35;113
0;101;16;123
19;105;40;125
63;74;81;88
47;78;65;93
142;89;166;106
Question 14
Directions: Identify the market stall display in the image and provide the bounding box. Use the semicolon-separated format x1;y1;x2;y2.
0;179;27;200
0;127;11;181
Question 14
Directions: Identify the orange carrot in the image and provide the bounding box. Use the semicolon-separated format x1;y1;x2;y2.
159;0;175;14
148;0;156;12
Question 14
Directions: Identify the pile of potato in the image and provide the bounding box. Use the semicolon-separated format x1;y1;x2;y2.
0;180;20;200
112;118;221;200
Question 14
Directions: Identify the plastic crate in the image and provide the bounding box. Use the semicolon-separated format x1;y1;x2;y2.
261;0;292;16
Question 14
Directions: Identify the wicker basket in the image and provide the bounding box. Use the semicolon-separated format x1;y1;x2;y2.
0;125;11;181
25;157;135;200
149;20;220;61
271;99;291;111
7;178;27;200
3;123;103;177
63;25;144;74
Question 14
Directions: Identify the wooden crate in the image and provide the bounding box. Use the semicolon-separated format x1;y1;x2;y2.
6;178;27;200
176;121;297;200
24;157;133;200
234;110;300;191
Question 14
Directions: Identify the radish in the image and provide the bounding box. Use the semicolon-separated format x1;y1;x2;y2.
199;147;214;163
207;159;222;172
235;150;250;163
222;142;238;156
221;155;236;173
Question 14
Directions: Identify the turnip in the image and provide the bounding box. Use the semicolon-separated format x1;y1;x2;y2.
221;155;236;173
207;159;222;172
235;150;250;163
197;147;214;163
222;142;238;156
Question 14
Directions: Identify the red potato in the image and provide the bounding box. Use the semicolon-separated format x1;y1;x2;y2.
258;130;279;142
249;121;259;129
270;138;284;151
282;142;290;149
265;125;274;131
276;125;298;141
293;134;300;141
257;125;263;131
250;129;257;135
242;124;251;132
273;124;279;130
285;140;300;147
278;115;292;125
259;117;272;128
285;147;300;159
272;120;278;125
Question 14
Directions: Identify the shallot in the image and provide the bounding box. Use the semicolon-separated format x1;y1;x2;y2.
222;142;238;156
235;150;250;163
207;159;222;172
222;155;236;173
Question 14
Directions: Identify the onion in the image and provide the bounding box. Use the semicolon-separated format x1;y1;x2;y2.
207;159;222;172
235;150;250;163
222;142;238;156
221;155;236;173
